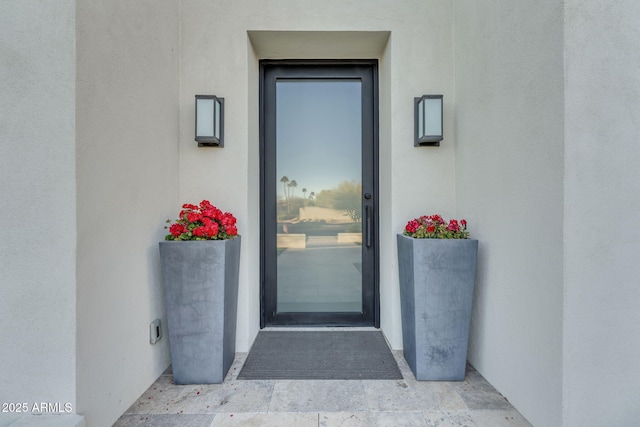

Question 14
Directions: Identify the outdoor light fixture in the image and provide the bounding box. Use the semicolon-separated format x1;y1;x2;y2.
414;94;443;146
195;95;224;147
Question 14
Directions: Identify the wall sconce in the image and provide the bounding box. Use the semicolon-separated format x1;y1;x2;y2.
195;95;224;147
414;94;443;146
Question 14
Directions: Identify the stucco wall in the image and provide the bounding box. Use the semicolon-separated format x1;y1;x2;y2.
0;0;78;414
75;1;179;425
564;1;640;425
6;2;638;425
179;0;456;351
454;2;564;426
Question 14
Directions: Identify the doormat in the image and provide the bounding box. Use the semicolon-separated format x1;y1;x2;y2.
238;330;403;380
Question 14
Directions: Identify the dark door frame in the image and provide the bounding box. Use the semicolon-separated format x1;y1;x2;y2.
259;59;380;328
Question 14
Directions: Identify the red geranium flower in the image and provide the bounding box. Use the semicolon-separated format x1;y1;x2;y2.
187;212;203;223
169;223;186;237
221;213;236;227
405;219;420;233
447;219;460;232
226;225;238;236
203;206;222;220
203;219;219;237
164;200;239;241
403;214;470;239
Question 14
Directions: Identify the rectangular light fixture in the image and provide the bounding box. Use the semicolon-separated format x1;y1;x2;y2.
415;95;443;146
195;95;224;147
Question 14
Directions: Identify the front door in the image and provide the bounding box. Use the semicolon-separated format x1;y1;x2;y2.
260;60;379;326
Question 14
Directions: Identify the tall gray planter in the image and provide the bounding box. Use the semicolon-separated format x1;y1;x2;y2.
159;237;241;384
397;234;478;381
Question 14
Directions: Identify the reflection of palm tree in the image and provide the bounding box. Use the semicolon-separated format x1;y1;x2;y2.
287;180;297;214
302;188;307;199
309;191;315;201
288;180;297;198
280;176;289;202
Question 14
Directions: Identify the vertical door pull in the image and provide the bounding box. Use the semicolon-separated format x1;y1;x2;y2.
365;205;372;247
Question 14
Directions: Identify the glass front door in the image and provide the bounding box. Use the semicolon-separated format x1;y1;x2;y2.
261;61;378;326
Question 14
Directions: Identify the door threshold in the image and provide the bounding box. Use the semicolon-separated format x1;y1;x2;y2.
262;326;379;332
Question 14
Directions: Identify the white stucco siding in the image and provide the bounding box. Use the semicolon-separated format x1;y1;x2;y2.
5;1;640;426
75;1;179;425
0;0;77;411
454;2;564;426
179;0;456;351
564;1;640;425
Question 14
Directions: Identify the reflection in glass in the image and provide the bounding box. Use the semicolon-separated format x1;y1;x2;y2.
275;80;363;313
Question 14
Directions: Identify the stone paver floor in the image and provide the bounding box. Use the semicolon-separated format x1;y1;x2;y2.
114;351;532;426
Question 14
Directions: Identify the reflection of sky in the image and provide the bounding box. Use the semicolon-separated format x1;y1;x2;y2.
276;80;362;199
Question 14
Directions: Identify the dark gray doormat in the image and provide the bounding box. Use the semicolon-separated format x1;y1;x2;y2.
238;330;403;380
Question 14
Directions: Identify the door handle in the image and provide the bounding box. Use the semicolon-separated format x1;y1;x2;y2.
365;205;372;247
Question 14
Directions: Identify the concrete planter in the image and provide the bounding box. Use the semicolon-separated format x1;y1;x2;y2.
397;234;478;380
159;237;241;384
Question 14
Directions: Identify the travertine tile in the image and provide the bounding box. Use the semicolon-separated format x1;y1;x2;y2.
128;354;272;416
448;370;514;410
471;410;532;426
223;353;247;381
210;412;318;427
161;353;246;381
0;415;85;427
422;410;477;427
363;379;468;411
115;353;532;427
269;380;367;412
177;380;275;414
320;412;370;427
125;375;193;415
113;414;215;427
320;411;427;427
393;350;418;379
